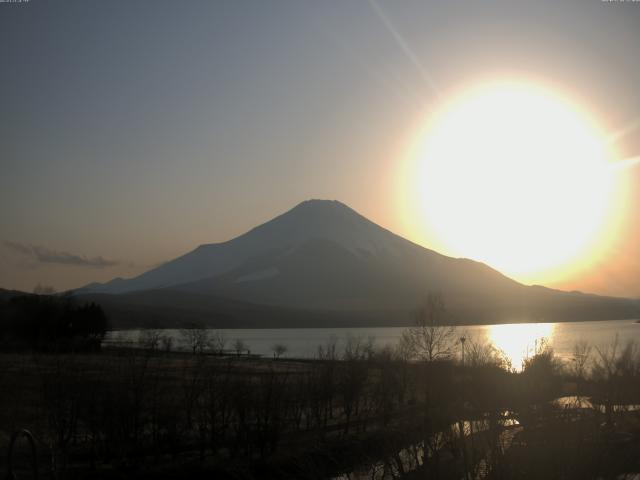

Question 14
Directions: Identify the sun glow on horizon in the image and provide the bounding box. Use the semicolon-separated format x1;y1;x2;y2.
400;82;626;284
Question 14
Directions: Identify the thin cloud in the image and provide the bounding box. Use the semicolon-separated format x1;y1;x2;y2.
3;241;120;268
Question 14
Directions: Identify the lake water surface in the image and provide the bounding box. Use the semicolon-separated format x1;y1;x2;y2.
106;319;640;370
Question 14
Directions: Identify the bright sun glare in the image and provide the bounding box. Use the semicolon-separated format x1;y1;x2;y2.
405;82;624;281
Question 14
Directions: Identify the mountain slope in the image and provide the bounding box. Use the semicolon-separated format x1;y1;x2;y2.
82;199;516;296
79;200;640;326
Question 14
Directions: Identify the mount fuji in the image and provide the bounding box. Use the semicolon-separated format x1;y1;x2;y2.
78;200;639;328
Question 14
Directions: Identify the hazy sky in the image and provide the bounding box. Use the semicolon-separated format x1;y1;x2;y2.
1;0;640;296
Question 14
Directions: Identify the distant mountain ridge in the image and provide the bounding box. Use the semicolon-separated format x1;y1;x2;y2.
75;199;639;328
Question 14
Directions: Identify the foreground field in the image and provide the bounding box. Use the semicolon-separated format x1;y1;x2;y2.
2;340;640;479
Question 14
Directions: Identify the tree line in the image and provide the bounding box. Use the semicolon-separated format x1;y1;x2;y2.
0;293;108;351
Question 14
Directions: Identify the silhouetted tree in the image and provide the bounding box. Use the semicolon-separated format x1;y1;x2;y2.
180;325;209;355
233;338;247;356
138;329;162;351
209;330;226;354
3;294;107;351
272;343;288;359
402;293;456;361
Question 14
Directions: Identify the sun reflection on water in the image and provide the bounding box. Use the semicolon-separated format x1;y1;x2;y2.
488;323;554;371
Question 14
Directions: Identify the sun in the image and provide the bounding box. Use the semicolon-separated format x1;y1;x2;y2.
403;82;623;282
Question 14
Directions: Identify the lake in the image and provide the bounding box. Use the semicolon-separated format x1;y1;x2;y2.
106;318;640;370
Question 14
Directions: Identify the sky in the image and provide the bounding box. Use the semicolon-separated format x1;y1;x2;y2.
1;0;640;297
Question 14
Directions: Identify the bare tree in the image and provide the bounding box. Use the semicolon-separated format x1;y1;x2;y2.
209;330;226;355
181;326;210;355
522;338;561;404
343;335;367;361
592;336;640;422
160;334;174;353
339;346;368;433
272;343;288;360
138;329;162;351
395;331;414;362
463;336;511;370
402;293;456;362
233;338;247;356
317;335;338;361
569;340;592;380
